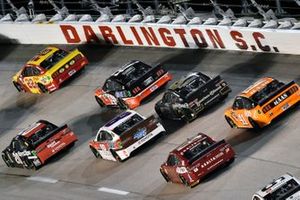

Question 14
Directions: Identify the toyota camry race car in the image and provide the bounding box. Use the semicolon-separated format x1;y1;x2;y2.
225;77;300;129
155;72;231;122
252;174;300;200
160;133;235;187
1;120;77;169
12;46;88;94
89;110;166;162
94;60;172;109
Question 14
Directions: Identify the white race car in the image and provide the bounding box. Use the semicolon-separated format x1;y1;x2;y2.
252;174;300;200
89;110;165;162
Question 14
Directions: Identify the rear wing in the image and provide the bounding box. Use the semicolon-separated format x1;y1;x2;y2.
258;80;296;106
30;124;69;149
188;139;227;165
119;115;159;148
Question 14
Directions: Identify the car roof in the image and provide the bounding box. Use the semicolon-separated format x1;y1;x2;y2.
239;77;275;98
101;110;141;131
26;46;60;67
171;133;210;156
17;121;47;138
255;174;300;198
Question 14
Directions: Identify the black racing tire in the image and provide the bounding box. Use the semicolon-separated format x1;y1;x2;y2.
155;105;165;119
179;175;190;187
117;98;128;110
248;117;261;130
24;158;38;170
2;154;14;168
160;168;170;182
90;146;101;158
38;83;49;93
110;149;123;162
219;93;228;102
13;81;24;92
225;116;237;128
95;96;105;107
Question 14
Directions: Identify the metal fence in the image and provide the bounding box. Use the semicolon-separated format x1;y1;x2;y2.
0;0;300;19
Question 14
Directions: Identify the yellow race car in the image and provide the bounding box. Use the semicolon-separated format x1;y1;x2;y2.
12;46;88;94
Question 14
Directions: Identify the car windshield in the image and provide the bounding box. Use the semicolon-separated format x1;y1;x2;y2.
114;61;152;86
177;75;207;97
103;78;124;91
263;179;300;200
250;80;284;104
26;123;57;148
113;114;143;135
40;49;68;70
183;138;213;161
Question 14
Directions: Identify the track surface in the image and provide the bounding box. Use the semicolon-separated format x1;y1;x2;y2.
0;45;300;200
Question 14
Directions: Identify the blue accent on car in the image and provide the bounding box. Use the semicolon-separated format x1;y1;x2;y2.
105;111;132;127
133;128;147;140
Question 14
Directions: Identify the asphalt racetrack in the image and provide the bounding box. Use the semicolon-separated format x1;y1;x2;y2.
0;45;300;200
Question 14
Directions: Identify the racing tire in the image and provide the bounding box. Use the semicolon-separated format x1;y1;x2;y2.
155;105;165;119
248;117;261;130
90;146;101;159
24;158;38;170
225;116;237;128
13;81;24;92
95;96;105;107
110;149;123;162
117;98;128;110
219;93;228;102
2;154;14;168
38;83;49;94
160;168;170;182
179;175;190;187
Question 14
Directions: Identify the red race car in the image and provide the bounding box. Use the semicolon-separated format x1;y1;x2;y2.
160;133;235;187
95;60;172;109
1;120;77;169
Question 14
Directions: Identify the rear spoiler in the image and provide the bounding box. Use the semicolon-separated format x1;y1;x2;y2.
258;81;296;106
188;139;227;165
31;124;68;148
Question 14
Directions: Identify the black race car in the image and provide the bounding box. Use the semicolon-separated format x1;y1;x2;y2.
155;72;231;122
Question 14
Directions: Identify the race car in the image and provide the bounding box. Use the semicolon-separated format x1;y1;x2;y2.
12;46;88;94
89;110;166;162
252;174;300;200
224;77;300;129
155;72;231;122
160;133;235;187
94;60;172;109
1;120;77;169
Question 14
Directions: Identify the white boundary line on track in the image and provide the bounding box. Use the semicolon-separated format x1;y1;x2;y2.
26;176;58;183
97;187;129;195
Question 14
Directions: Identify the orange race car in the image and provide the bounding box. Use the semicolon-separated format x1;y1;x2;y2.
12;46;88;94
225;77;300;129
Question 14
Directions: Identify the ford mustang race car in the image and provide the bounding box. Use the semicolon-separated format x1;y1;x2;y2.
94;60;172;109
12;46;88;94
160;133;235;187
225;77;300;129
1;120;77;169
252;174;300;200
89;110;166;162
155;72;231;122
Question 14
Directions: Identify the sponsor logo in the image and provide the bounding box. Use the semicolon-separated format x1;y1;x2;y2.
133;128;147;140
274;93;288;106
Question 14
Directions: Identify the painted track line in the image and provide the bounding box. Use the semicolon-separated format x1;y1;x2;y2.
26;176;58;183
97;187;129;195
